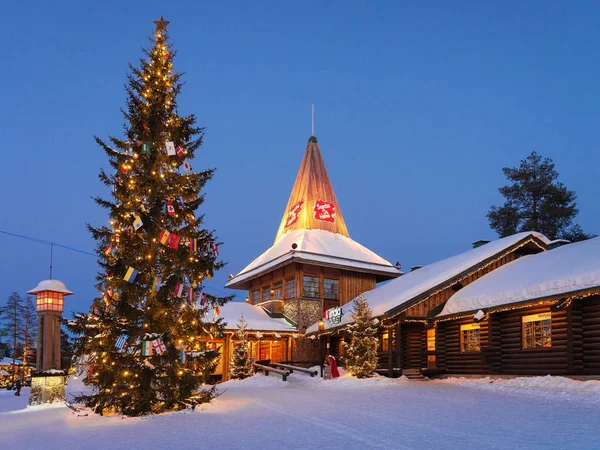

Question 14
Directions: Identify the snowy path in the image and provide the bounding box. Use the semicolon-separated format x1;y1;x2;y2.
1;375;600;449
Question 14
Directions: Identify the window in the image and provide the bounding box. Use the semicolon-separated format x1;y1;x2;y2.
427;328;436;351
303;276;319;298
262;287;271;302
460;323;480;353
381;331;389;352
272;282;283;300
522;313;551;349
323;279;339;300
285;279;296;299
252;290;260;303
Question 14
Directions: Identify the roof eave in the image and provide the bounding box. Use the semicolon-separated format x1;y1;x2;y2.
226;253;401;290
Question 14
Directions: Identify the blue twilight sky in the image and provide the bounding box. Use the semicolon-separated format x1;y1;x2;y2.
1;1;599;317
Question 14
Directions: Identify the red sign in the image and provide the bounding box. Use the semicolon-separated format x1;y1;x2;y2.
313;200;336;223
285;200;304;228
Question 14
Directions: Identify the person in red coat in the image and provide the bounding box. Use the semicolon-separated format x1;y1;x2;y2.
327;355;340;378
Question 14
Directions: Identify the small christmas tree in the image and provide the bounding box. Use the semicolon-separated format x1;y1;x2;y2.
230;315;253;380
345;294;378;378
65;17;231;416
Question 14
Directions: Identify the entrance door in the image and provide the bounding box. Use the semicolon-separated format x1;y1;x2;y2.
402;324;426;369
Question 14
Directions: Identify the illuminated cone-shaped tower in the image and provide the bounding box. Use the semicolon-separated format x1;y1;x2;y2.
227;135;400;361
27;279;73;404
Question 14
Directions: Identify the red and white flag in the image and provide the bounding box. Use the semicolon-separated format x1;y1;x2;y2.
153;338;166;355
182;159;192;173
166;201;176;216
211;243;219;256
187;287;194;304
176;145;185;158
174;283;184;297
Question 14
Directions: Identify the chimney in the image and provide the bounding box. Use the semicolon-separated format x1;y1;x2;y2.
472;240;490;249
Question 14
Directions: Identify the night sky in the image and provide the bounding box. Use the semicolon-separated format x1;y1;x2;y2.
1;1;599;316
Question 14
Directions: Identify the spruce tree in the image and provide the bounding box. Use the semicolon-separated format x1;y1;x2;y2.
65;18;231;416
21;296;37;372
345;295;378;378
487;151;594;241
0;293;24;384
229;315;253;380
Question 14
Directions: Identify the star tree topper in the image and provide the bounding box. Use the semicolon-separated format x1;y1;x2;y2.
153;16;170;31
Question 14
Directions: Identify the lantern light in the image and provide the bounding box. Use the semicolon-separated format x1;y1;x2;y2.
27;280;73;313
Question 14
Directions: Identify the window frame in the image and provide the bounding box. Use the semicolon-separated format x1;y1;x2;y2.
302;275;320;299
285;278;296;299
522;312;552;350
262;286;271;302
323;278;339;300
460;323;481;353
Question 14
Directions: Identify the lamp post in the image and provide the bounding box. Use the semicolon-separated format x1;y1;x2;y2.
27;279;73;404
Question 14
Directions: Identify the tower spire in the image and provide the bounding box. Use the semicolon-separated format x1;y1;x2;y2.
274;137;349;242
312;102;315;137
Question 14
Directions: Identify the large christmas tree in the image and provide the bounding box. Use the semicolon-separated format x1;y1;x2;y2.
66;18;231;416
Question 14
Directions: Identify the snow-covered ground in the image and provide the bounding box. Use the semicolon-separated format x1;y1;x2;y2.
2;372;600;449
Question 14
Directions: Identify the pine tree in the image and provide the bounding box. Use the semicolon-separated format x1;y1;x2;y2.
21;296;37;372
0;293;24;384
344;295;378;378
487;151;595;241
65;18;231;416
229;315;253;380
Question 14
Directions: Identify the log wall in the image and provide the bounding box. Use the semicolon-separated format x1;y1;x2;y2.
582;296;600;374
497;306;568;375
436;319;490;374
433;295;600;377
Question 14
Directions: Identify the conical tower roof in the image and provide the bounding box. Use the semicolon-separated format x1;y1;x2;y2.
274;136;348;242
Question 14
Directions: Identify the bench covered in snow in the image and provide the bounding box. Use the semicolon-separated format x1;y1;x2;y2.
270;363;318;377
252;363;289;381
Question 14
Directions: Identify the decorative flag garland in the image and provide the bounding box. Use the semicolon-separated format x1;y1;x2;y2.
153;338;167;355
141;340;153;356
166;201;176;216
152;276;162;292
165;140;176;156
123;267;139;283
115;334;129;349
174;283;184;297
133;215;143;230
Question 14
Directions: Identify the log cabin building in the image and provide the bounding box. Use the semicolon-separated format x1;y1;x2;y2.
306;232;551;376
225;135;401;363
433;236;600;376
209;302;297;381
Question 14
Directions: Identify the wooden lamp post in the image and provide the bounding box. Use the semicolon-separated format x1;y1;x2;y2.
27;279;73;404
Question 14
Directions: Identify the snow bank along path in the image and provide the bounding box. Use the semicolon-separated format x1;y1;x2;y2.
1;372;600;449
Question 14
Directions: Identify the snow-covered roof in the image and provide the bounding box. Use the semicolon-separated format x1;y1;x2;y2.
226;229;400;288
438;236;600;317
219;302;297;332
307;232;549;333
27;279;73;295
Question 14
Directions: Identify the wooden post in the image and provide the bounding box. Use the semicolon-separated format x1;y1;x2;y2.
395;322;402;372
387;326;394;378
